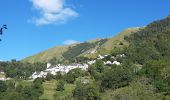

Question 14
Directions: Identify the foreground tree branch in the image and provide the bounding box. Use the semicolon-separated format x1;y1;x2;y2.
0;24;7;41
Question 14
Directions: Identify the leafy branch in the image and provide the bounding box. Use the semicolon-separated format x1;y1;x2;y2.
0;24;7;41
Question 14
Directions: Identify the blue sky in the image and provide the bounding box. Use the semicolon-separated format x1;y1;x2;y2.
0;0;170;61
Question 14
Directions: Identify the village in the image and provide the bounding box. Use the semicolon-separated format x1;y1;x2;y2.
0;54;125;81
30;54;124;80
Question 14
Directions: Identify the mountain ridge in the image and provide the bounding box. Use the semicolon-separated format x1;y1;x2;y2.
22;27;141;63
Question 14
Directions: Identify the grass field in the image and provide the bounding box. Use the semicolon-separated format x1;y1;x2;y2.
40;80;57;100
22;46;70;63
40;80;75;100
54;84;76;100
16;80;33;87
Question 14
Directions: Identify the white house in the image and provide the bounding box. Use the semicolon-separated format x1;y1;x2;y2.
118;54;125;57
47;63;51;69
112;61;121;65
104;61;121;65
88;60;96;65
98;55;104;59
104;61;112;65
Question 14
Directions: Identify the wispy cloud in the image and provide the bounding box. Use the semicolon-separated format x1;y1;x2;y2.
29;0;78;26
63;40;79;45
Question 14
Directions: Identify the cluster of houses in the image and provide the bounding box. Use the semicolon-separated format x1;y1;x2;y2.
30;54;125;80
0;72;11;81
87;54;124;65
30;63;89;80
87;58;120;65
0;54;125;81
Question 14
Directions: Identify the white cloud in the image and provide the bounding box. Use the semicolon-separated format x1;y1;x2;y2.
30;0;78;25
63;40;79;45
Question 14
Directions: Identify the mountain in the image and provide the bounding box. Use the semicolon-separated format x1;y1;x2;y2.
3;15;170;100
22;27;140;63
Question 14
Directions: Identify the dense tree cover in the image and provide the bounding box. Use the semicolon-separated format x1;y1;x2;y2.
46;73;55;81
65;68;88;84
63;42;96;60
0;79;44;100
55;72;63;80
103;77;170;100
121;15;170;98
63;39;107;61
126;16;170;43
88;59;104;80
125;16;170;64
0;60;46;99
73;82;100;100
33;77;44;84
142;59;170;95
74;56;89;63
101;66;132;89
1;91;24;100
0;60;46;79
0;81;7;93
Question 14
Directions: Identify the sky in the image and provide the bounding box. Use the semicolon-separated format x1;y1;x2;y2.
0;0;170;61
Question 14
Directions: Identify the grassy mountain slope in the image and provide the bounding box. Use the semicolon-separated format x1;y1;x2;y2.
102;27;140;50
83;27;141;58
22;27;140;63
22;46;70;63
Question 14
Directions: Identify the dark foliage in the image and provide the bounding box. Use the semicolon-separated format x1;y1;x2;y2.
101;66;132;89
0;25;7;41
0;60;46;79
56;80;65;91
63;39;107;60
0;81;7;92
73;82;100;100
123;16;170;96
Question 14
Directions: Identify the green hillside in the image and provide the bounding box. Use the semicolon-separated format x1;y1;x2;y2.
22;27;140;63
22;46;70;63
102;27;140;50
84;27;141;58
1;16;170;100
